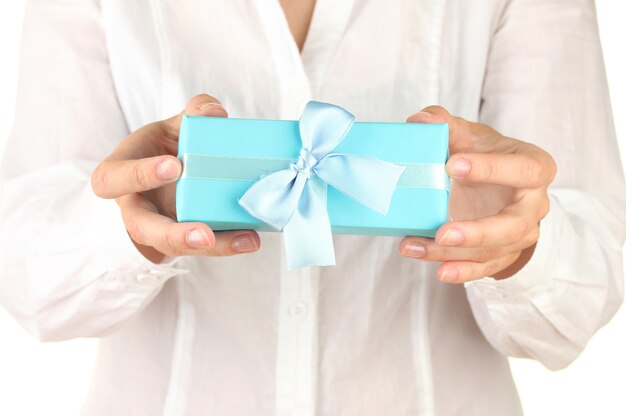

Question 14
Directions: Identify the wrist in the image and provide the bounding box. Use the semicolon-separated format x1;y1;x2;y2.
492;242;537;280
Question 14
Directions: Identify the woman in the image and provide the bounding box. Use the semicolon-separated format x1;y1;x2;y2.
1;0;624;414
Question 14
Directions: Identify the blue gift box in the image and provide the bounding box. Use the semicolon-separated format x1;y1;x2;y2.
176;115;449;238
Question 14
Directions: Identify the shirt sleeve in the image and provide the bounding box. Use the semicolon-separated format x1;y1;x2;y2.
465;0;626;370
0;0;183;342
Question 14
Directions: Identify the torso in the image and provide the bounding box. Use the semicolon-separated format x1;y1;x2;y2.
91;2;522;414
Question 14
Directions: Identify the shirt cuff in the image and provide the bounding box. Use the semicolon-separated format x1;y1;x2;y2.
86;185;184;287
464;194;563;298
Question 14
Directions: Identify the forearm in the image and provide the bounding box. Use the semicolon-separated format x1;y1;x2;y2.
0;162;182;341
466;191;624;369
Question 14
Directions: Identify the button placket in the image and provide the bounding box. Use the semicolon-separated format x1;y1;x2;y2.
275;264;319;416
287;301;308;319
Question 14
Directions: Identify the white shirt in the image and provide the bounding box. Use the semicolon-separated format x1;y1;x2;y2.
1;0;625;415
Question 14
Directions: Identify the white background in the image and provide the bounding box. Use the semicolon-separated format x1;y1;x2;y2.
0;2;624;415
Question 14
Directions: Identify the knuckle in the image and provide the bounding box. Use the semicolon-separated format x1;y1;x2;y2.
91;166;108;197
465;264;482;280
456;116;472;132
208;242;232;257
125;221;146;246
194;93;218;103
538;196;551;219
164;229;183;257
521;155;545;186
510;216;529;242
483;158;498;182
483;260;501;278
131;163;151;190
473;228;487;247
523;225;540;246
477;248;498;263
475;251;489;263
421;105;452;124
430;245;448;261
534;145;558;184
424;105;446;114
548;155;557;182
160;118;179;140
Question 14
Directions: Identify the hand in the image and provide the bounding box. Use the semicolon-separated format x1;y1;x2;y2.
399;106;556;283
91;94;261;263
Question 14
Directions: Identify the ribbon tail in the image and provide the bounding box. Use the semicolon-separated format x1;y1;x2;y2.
283;176;335;270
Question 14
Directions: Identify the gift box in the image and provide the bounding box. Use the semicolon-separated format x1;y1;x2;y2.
176;102;449;267
177;110;448;237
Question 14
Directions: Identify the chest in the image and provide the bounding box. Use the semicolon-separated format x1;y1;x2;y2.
279;0;316;51
102;0;505;128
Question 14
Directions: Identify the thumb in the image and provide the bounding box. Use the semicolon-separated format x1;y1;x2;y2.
184;94;228;117
162;94;229;138
406;105;475;153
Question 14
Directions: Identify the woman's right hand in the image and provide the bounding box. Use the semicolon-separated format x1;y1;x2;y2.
91;94;261;263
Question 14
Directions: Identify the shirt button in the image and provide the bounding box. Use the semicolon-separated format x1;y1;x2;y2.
287;302;308;319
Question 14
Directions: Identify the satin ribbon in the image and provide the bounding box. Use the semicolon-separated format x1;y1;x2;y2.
238;101;406;269
182;154;448;190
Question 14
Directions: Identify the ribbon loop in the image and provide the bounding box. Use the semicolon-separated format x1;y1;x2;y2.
238;101;406;269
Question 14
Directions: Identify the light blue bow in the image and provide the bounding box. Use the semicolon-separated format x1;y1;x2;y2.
238;101;406;269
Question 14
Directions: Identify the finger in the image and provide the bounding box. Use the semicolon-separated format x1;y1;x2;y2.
433;206;540;249
163;94;228;138
407;105;457;126
185;94;228;117
95;94;230;199
92;155;182;199
119;193;213;251
118;194;260;257
400;237;517;263
406;105;476;152
436;252;521;284
141;183;177;219
446;152;553;188
213;231;262;255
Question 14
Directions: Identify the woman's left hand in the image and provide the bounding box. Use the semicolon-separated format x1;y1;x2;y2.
399;106;557;283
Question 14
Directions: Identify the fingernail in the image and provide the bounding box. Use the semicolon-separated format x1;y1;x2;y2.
198;101;227;115
231;234;259;253
187;228;210;248
408;111;432;122
439;267;459;282
401;242;426;258
449;158;471;177
439;228;464;246
156;159;180;181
